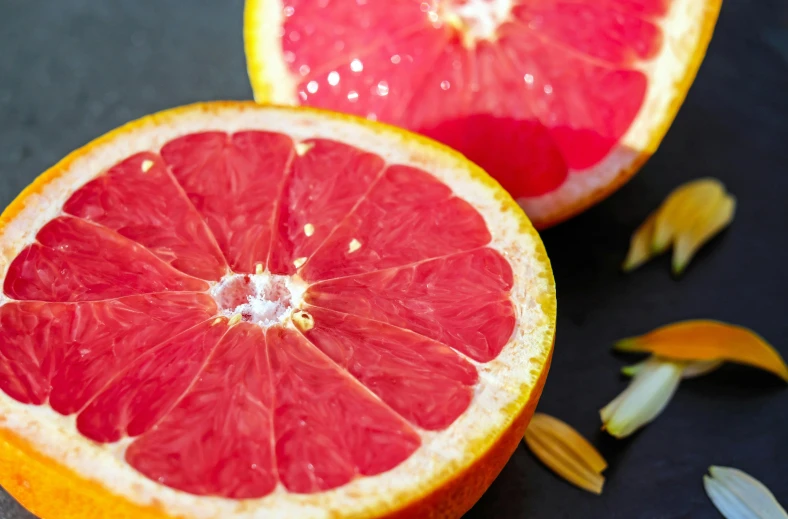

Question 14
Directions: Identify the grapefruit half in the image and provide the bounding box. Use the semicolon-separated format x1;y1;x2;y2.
244;0;722;228
0;102;555;519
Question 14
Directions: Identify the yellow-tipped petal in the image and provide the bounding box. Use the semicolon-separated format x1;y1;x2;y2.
704;466;788;519
524;413;607;494
652;178;726;253
622;211;657;272
672;194;736;275
601;358;684;438
615;320;788;381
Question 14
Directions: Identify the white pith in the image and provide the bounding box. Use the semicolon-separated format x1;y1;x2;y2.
0;104;555;519
245;0;718;225
440;0;515;46
211;273;305;327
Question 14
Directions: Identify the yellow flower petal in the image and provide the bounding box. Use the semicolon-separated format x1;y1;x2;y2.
672;194;736;275
652;178;726;253
615;320;788;381
623;178;734;274
600;358;684;438
622;211;657;272
704;466;788;519
524;413;607;494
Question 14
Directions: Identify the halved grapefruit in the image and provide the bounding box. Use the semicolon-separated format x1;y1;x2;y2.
244;0;722;228
0;102;555;519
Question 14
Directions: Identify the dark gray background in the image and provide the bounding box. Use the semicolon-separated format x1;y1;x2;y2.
1;1;786;518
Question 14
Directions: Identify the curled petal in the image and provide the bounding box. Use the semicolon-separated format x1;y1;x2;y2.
672;194;736;275
524;413;607;494
652;178;726;253
622;211;657;272
623;178;733;274
600;358;684;438
704;466;788;519
622;357;723;379
615;320;788;381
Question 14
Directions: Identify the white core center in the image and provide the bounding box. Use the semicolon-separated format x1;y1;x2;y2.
211;273;304;327
442;0;514;45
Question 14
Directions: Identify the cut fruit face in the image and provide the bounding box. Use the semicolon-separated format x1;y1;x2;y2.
0;102;555;519
245;0;722;227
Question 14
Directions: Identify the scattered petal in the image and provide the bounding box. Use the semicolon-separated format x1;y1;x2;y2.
704;466;788;519
600;358;684;438
672;194;736;275
623;178;734;274
622;357;723;379
622;211;657;272
615;320;788;382
652;178;726;253
524;413;607;494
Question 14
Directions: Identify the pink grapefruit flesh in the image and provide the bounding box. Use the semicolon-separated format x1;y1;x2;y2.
246;0;722;226
1;128;515;498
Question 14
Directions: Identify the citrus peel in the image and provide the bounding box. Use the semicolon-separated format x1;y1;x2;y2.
614;320;788;382
524;413;607;495
622;179;735;274
704;466;788;519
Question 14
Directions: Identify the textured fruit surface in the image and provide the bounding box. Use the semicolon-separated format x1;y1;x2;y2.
246;0;722;227
0;102;555;519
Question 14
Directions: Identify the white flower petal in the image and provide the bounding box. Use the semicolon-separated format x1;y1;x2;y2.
704;466;788;519
600;358;684;438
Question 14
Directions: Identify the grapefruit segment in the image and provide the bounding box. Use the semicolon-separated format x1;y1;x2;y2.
305;247;515;362
246;0;721;227
160;131;294;274
75;319;228;443
267;326;421;493
4;216;208;302
300;164;491;281
0;292;215;411
126;322;277;499
268;138;385;275
300;306;478;430
0;103;556;519
510;1;664;64
63;152;228;281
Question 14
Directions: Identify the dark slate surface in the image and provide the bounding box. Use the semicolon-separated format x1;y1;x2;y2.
0;1;786;518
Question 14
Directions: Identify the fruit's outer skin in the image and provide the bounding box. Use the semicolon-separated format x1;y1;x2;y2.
0;101;555;519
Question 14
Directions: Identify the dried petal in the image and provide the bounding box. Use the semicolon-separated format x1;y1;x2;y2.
600;357;684;438
622;211;657;272
672;194;736;275
652;178;726;253
615;320;788;381
704;466;788;519
524;413;607;494
621;357;723;379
